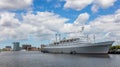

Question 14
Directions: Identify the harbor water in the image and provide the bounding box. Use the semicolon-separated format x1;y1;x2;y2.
0;51;120;67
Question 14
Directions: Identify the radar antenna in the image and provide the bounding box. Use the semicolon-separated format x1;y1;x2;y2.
81;26;84;33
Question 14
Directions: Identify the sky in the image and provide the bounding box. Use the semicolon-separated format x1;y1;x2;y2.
0;0;120;48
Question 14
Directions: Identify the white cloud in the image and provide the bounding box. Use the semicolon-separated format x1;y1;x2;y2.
91;5;99;13
94;0;116;8
56;9;120;42
74;13;90;25
60;23;79;33
64;0;116;12
22;11;69;32
0;11;69;41
0;12;22;41
0;12;21;28
84;9;120;41
64;0;93;11
0;12;89;42
0;9;120;44
0;0;33;10
59;13;90;38
91;0;116;12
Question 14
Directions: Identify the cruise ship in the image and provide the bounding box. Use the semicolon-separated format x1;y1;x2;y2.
41;28;114;54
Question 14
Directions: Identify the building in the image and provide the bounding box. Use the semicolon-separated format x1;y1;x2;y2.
22;44;31;50
30;47;40;51
6;46;11;48
22;44;40;51
13;42;20;51
3;46;12;51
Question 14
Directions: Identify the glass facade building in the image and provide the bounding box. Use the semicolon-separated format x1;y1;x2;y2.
13;42;20;51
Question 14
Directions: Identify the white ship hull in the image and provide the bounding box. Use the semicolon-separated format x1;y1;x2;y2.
41;41;114;54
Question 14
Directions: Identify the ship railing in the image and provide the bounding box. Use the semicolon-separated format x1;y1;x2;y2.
46;37;91;46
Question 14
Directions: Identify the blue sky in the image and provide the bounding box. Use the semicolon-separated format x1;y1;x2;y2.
32;0;120;22
0;0;120;48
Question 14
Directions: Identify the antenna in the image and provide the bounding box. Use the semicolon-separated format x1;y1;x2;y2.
81;26;84;32
93;34;95;43
86;35;89;42
59;34;61;41
80;26;84;33
55;34;57;42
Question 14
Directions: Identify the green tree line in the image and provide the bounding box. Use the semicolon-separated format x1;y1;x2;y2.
109;45;120;50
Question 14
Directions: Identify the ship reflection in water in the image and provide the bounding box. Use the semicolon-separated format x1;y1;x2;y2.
0;51;120;67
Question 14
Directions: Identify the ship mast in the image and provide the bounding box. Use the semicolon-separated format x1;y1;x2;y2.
81;26;84;33
93;34;95;43
55;34;57;42
59;34;61;41
86;35;89;42
55;33;61;42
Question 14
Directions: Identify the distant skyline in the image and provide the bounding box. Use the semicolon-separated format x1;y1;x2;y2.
0;0;120;48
